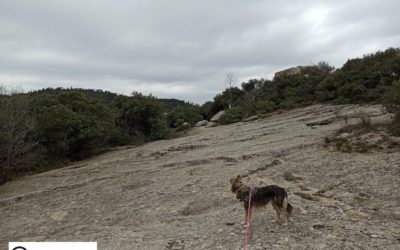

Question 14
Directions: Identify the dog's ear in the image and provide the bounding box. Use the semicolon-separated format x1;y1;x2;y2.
230;175;241;184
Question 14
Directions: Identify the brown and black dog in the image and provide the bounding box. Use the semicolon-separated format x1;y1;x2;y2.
230;175;293;225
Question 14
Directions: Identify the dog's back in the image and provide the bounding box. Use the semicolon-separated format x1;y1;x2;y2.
252;185;286;206
256;185;293;218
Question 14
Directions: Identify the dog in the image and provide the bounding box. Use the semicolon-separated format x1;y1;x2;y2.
230;175;293;225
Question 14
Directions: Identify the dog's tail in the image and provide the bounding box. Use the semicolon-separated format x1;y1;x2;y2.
286;202;293;216
281;192;293;217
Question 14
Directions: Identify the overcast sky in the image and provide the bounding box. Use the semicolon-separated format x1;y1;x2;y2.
1;0;399;103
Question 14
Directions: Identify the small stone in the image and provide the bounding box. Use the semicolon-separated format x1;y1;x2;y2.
50;210;68;221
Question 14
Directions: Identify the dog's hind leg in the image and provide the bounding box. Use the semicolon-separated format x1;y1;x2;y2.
281;197;290;224
271;202;281;224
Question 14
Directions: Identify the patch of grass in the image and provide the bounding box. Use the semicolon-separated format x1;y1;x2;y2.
388;115;400;136
336;117;376;136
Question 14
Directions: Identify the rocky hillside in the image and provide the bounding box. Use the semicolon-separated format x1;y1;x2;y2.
1;104;399;249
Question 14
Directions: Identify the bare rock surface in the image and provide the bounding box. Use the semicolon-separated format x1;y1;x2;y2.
242;115;259;122
1;104;400;249
336;104;387;118
335;104;393;126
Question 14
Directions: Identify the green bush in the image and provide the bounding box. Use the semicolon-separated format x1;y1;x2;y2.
34;92;117;160
202;47;400;122
114;93;171;142
166;106;203;128
219;107;245;124
386;80;400;136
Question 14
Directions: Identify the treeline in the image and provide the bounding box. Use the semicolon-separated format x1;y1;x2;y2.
1;47;400;183
0;87;203;183
202;47;400;125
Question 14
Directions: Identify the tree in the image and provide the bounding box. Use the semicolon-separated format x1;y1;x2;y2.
225;73;236;109
0;86;36;183
317;61;335;74
114;93;170;142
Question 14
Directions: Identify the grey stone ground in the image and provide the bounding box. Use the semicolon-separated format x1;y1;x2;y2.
1;104;399;249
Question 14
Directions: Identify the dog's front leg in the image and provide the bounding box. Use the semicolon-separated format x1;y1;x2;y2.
281;198;290;225
248;207;252;227
244;202;252;228
244;207;247;227
244;206;249;227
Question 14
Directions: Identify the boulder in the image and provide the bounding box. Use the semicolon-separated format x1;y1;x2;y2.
195;120;208;127
274;66;301;78
210;111;225;122
176;122;190;131
370;114;394;125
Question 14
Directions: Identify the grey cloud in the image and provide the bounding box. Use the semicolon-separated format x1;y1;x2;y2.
0;0;399;103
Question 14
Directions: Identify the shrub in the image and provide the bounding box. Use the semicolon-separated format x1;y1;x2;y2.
35;93;117;160
388;115;400;136
385;80;400;136
219;107;245;124
0;87;36;183
166;106;203;128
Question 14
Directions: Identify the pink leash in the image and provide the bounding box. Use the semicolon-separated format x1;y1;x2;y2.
243;190;252;250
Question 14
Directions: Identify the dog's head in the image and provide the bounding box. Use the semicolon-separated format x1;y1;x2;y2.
230;175;250;201
230;175;242;184
230;175;243;193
